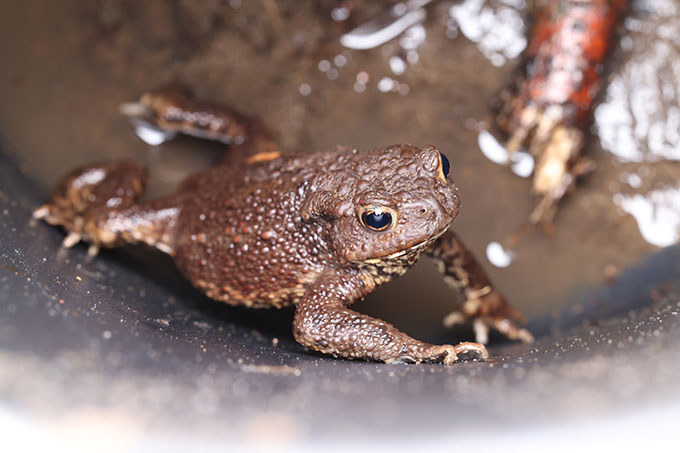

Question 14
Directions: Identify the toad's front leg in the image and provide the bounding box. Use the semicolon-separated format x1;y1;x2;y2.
426;231;533;344
293;270;488;364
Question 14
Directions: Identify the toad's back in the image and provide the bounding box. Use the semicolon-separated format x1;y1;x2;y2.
172;151;343;308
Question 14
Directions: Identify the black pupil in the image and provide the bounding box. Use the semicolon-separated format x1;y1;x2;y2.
440;152;450;177
362;211;391;231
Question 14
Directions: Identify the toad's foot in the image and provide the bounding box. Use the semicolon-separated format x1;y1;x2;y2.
34;160;147;252
443;287;534;344
386;342;488;365
425;342;489;364
119;89;248;145
120;89;278;165
34;161;178;256
426;230;533;344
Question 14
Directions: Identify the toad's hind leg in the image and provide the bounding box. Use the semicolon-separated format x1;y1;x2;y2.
119;90;279;165
34;161;180;256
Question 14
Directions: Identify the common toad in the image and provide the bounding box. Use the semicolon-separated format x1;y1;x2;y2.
35;90;532;364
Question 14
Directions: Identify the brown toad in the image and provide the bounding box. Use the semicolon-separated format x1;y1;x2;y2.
34;90;532;364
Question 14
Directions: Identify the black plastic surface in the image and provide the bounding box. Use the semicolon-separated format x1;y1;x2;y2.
1;148;680;444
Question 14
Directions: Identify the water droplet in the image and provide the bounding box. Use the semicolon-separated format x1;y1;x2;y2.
378;77;395;92
448;0;526;66
486;241;515;268
620;172;643;188
397;83;410;96
614;187;680;247
406;49;419;65
510;151;534;178
299;83;312;96
477;129;509;164
331;6;350;22
389;56;406;75
334;54;348;67
134;124;176;146
399;24;426;50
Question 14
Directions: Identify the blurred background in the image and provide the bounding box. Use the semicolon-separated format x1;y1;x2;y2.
0;0;679;450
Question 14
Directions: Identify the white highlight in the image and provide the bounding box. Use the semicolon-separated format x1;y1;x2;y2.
620;172;643;188
615;187;680;248
449;0;527;66
510;151;534;178
486;241;515;268
389;56;407;75
377;77;396;92
72;168;106;189
399;24;427;50
595;0;680;163
478;130;533;178
478;129;509;164
331;6;350;22
134;125;176;146
340;4;427;50
298;83;312;96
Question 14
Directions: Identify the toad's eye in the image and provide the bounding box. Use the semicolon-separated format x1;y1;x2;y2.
440;153;450;177
438;152;451;181
360;208;395;232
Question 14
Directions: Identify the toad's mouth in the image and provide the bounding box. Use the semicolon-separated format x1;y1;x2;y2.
357;219;454;264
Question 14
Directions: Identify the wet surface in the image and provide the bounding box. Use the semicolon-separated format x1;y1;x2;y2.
1;148;679;445
1;0;679;445
2;0;677;327
595;0;680;248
